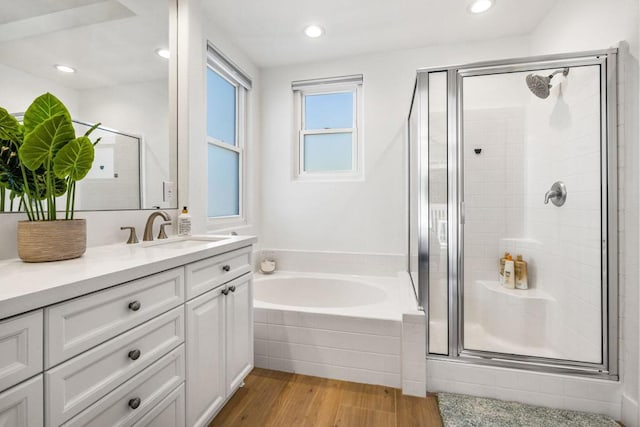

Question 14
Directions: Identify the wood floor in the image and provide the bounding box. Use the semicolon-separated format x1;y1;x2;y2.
209;368;443;427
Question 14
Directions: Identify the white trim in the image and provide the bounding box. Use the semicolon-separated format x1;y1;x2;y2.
206;56;247;225
293;82;363;181
207;42;252;89
291;74;363;91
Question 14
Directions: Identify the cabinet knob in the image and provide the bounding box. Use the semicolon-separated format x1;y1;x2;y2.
221;288;229;296
222;264;231;272
128;349;141;361
128;301;141;312
128;397;141;409
229;285;236;293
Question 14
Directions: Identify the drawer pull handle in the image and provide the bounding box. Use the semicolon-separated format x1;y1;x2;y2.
128;397;141;409
128;349;141;360
128;301;141;312
221;288;229;296
222;264;231;272
229;285;236;293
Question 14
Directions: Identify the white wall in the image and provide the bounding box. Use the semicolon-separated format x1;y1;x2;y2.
259;37;530;260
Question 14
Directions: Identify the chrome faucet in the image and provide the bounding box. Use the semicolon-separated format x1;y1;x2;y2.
143;210;171;241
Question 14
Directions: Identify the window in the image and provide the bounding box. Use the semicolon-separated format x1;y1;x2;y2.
292;75;363;179
206;43;252;220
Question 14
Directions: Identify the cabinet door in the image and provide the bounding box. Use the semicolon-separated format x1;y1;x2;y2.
225;275;253;394
0;310;43;393
185;288;226;427
0;375;43;427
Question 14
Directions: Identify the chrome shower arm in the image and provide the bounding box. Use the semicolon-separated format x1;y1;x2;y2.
549;68;570;78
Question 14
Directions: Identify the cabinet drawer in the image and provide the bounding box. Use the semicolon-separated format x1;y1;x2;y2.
63;346;185;427
185;246;252;299
132;383;185;427
46;267;184;367
0;375;43;427
46;307;184;426
0;310;43;392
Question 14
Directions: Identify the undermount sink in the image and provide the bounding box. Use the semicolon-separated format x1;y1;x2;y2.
142;236;231;249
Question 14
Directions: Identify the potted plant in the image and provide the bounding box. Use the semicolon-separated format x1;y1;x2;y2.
0;93;100;262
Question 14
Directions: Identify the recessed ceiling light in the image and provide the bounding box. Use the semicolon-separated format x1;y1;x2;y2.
55;64;76;73
468;0;494;14
304;25;324;38
155;48;170;59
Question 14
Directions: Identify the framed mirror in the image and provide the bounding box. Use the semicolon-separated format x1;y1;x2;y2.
0;0;177;212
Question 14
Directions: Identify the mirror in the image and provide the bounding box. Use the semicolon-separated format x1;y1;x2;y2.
0;0;177;212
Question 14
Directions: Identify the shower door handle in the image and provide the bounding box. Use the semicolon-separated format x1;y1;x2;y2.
544;181;567;207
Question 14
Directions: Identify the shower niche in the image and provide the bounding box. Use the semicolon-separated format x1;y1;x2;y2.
408;49;618;377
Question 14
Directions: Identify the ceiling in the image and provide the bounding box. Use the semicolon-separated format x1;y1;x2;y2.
0;0;169;91
204;0;560;68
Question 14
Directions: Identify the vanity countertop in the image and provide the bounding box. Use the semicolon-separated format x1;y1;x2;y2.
0;235;257;319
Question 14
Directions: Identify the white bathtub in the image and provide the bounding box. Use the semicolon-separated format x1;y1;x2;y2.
253;271;425;394
254;272;413;318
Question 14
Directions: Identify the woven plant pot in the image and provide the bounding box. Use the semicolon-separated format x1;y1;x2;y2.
17;219;86;263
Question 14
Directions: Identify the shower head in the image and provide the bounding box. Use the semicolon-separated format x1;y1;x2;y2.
525;68;570;99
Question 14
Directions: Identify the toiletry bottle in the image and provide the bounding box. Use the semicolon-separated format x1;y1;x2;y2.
178;206;192;236
499;252;510;285
515;254;528;290
503;255;515;289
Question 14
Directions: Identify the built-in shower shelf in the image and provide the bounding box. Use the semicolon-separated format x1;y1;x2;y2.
476;280;555;302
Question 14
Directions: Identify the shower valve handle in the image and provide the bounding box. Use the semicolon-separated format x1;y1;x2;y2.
544;181;567;207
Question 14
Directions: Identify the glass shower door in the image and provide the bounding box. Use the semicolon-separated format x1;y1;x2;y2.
459;63;606;364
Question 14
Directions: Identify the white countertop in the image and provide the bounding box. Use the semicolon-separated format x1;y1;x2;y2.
0;235;257;319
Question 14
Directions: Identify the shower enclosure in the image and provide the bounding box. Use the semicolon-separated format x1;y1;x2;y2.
408;49;618;377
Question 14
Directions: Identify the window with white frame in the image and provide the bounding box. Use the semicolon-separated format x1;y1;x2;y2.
292;75;363;179
206;44;251;220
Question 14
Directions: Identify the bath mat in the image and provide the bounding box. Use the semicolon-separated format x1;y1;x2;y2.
437;393;619;427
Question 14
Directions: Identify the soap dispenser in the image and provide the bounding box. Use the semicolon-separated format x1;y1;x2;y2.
503;255;515;289
178;206;192;236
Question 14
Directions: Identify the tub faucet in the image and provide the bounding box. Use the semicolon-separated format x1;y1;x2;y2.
143;210;171;241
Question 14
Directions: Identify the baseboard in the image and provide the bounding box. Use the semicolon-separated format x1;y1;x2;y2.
622;393;639;427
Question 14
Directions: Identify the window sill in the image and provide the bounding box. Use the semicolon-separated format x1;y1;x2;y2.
294;172;364;182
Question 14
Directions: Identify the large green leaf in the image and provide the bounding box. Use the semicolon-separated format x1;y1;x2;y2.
23;93;70;136
53;136;95;180
0;108;20;141
19;113;75;171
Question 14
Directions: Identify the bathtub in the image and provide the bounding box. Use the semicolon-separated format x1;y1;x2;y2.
253;271;425;394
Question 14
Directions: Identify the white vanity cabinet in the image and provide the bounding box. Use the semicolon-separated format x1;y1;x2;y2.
0;238;255;427
185;249;254;427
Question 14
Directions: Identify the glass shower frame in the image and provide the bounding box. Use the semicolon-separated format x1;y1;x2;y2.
408;48;619;378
